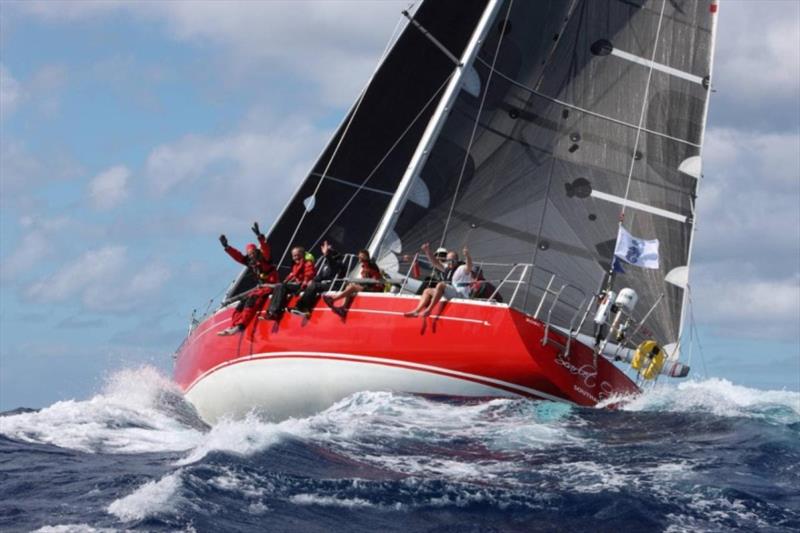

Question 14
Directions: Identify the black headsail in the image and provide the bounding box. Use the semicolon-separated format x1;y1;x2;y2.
227;0;490;298
372;0;717;352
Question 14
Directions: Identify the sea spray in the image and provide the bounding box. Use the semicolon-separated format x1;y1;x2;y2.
2;373;798;531
0;366;205;454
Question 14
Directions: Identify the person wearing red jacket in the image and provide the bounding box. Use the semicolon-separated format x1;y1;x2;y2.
284;246;316;287
323;249;383;318
218;222;278;336
265;245;317;320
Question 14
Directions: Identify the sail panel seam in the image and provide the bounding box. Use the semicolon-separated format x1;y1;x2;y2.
475;56;701;148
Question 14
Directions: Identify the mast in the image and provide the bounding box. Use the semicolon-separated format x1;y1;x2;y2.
368;0;504;257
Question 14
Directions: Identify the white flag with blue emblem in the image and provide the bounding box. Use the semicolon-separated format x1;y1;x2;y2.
614;226;660;269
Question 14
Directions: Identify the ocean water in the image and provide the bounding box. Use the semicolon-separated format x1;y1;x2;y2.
1;367;798;532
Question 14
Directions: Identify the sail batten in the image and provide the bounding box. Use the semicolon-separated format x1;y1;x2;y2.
374;0;717;348
369;0;507;257
222;0;492;298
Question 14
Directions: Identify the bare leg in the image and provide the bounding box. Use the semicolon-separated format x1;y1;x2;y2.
404;289;433;317
342;285;362;310
421;283;446;317
328;284;357;304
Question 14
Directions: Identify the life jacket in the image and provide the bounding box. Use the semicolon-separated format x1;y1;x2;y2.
286;257;315;285
247;252;277;284
360;260;384;292
438;260;464;283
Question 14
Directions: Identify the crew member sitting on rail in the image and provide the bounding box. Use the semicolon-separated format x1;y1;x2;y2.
218;222;278;336
289;240;345;318
404;243;474;318
265;245;316;319
323;249;383;318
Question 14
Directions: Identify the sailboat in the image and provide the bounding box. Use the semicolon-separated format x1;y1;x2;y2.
174;0;719;423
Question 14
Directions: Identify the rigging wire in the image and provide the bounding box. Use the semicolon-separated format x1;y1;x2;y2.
617;0;667;225
686;284;709;379
310;71;457;252
439;0;515;249
277;10;408;267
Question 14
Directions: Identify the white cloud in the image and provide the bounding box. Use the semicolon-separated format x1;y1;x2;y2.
0;63;68;119
0;64;23;117
146;127;316;195
0;231;49;282
697;127;800;272
0;140;84;210
83;262;172;312
25;246;172;312
715;1;800;100
14;0;408;107
690;126;800;340
0;215;74;282
88;165;131;210
28;64;68;117
691;269;800;341
704;128;800;190
145;113;328;232
27;246;126;302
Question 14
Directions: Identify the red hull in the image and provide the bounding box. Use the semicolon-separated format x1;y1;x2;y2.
174;293;639;421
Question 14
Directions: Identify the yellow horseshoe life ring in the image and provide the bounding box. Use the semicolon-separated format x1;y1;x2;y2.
632;340;665;380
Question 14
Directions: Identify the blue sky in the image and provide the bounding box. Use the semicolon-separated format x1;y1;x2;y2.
1;0;798;409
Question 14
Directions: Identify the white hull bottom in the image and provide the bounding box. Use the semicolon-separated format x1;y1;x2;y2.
185;356;520;423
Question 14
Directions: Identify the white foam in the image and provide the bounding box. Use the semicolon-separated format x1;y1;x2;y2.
0;366;205;454
34;526;115;533
107;471;183;522
663;486;771;531
620;377;800;422
271;392;582;481
207;466;269;498
176;412;286;465
247;502;270;515
289;494;376;508
304;392;575;448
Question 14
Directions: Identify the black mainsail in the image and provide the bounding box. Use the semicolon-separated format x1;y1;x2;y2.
371;0;718;354
227;0;491;297
226;0;719;363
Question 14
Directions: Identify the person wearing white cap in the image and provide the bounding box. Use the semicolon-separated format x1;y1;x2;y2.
403;242;474;317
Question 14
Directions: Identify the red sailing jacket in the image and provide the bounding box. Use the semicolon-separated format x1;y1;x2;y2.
284;258;315;287
360;261;384;292
225;235;279;284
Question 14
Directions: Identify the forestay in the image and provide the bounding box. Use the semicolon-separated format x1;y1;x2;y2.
227;0;491;298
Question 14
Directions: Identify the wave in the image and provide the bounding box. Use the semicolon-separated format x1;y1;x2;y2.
2;369;797;464
5;369;798;530
0;366;207;454
619;377;800;424
106;471;184;522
